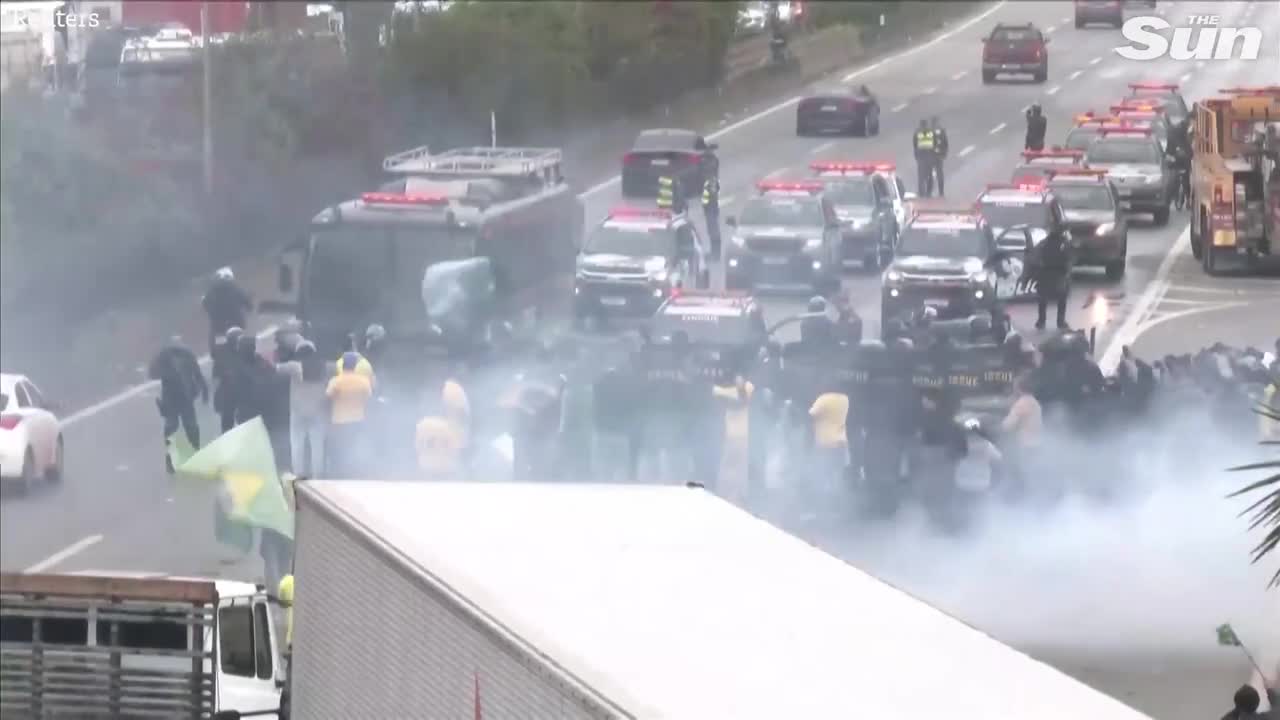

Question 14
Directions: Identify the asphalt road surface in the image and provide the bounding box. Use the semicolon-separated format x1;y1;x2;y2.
3;2;1278;717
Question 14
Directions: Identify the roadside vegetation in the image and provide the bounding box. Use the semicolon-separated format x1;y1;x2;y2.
1229;406;1280;587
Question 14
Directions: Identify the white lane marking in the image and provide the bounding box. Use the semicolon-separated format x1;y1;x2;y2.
61;326;277;429
720;195;736;207
1089;56;1103;65
989;122;1007;135
765;167;788;178
958;144;977;158
1124;301;1252;335
923;86;938;95
1046;25;1058;34
809;141;835;155
1098;225;1190;373
950;71;967;81
1195;61;1206;69
891;102;910;112
1150;296;1235;306
1047;84;1061;96
1069;70;1083;81
1165;283;1280;295
25;535;105;573
1179;72;1193;84
1061;16;1070;23
65;1;1015;424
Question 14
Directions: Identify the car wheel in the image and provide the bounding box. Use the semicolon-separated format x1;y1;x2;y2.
1152;204;1170;227
1075;18;1084;28
1191;207;1205;260
1105;257;1126;281
1034;66;1048;83
19;448;36;495
796;120;807;137
46;436;64;483
870;113;880;136
1203;241;1219;276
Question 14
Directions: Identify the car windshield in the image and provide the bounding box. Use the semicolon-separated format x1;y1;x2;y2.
1065;128;1102;151
1012;165;1056;179
585;225;675;257
1086;139;1162;164
740;196;825;226
307;224;475;334
634;131;696;152
992;28;1038;42
898;226;987;258
650;310;755;347
979;200;1050;228
823;178;875;206
1051;184;1115;210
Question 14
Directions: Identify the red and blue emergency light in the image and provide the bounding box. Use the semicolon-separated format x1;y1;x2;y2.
361;192;449;206
809;161;896;174
756;180;825;193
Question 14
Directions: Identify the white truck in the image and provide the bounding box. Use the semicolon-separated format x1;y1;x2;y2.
0;570;284;719
290;480;1155;719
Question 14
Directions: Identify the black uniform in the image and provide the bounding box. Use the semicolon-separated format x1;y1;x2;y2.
932;122;950;197
912;124;938;197
702;176;722;259
149;343;208;471
202;279;253;356
1030;231;1072;329
1025;107;1048;151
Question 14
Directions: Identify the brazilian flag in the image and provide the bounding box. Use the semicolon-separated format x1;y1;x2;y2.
1216;623;1242;648
179;417;295;540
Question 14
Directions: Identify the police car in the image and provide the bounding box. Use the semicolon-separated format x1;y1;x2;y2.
1010;149;1085;184
1083;126;1173;225
1108;104;1170;151
810;161;914;270
1064;115;1125;152
644;291;769;383
1126;82;1191;133
881;209;1000;331
724;181;841;293
1047;167;1128;279
974;183;1070;301
574;206;711;325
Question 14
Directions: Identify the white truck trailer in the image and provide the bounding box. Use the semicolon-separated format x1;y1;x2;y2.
290;480;1155;720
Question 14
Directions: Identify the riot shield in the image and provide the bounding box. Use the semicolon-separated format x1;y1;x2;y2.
421;257;497;347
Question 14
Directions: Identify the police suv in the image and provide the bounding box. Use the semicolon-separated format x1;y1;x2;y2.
1083;126;1173;225
974;183;1070;301
725;181;841;293
810;161;913;270
574;207;711;326
1010;149;1084;184
1047;168;1128;279
881;209;1000;331
1126;82;1191;136
643;292;769;384
1064;115;1124;152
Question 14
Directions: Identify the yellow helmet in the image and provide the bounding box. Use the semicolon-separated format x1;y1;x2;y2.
278;574;294;604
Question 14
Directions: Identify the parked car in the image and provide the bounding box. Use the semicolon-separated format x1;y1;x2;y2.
0;374;63;494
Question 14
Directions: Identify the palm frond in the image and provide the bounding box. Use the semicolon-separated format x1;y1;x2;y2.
1231;402;1280;587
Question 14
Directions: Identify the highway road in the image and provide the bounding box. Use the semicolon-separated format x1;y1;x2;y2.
3;1;1278;717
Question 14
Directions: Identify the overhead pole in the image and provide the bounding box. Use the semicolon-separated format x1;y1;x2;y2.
201;1;213;196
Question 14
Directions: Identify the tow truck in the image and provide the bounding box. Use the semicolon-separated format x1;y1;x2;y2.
809;161;914;270
724;180;842;293
1189;86;1280;274
573;206;711;327
1011;149;1085;183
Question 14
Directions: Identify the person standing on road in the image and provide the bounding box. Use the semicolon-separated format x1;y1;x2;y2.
202;267;253;358
931;116;950;198
212;327;244;433
702;174;722;260
912;120;937;198
808;385;850;499
286;340;327;477
1024;103;1047;152
325;352;374;477
712;374;754;503
1029;226;1073;331
149;336;208;473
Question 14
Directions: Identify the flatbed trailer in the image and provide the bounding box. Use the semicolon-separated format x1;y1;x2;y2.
290;480;1154;719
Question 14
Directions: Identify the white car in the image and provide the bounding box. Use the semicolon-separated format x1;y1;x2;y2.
0;373;64;492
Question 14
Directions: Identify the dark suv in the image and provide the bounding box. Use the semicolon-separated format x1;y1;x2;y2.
621;128;718;199
725;181;842;293
982;23;1049;84
1074;0;1125;29
881;210;1001;332
1048;168;1129;280
810;162;901;270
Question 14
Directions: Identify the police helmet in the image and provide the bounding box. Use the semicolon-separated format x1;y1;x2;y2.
859;339;887;352
224;326;244;345
807;296;827;313
891;337;915;353
1003;331;1024;353
969;315;992;340
365;324;387;344
1065;331;1090;355
214;266;234;282
237;334;258;358
921;306;938;322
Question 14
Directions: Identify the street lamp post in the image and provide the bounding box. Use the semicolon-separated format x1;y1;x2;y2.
201;1;213;197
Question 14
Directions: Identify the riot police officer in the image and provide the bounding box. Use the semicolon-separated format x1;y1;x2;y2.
800;296;833;346
702;175;722;259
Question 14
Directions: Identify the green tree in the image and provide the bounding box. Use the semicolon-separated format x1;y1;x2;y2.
1228;406;1280;587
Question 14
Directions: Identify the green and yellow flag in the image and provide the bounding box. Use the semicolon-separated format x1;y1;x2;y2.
179;417;294;539
1216;623;1242;648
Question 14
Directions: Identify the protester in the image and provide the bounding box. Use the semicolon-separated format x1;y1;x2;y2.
808;385;850;498
202;267;252;357
325;352;374;477
213;327;244;433
148;336;208;473
713;375;754;502
415;398;465;481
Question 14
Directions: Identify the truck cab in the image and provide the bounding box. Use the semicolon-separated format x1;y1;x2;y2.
263;146;583;368
1188;86;1280;274
0;571;284;719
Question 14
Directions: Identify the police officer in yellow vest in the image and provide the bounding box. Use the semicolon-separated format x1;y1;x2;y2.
656;174;686;214
912;120;937;198
702;175;722;259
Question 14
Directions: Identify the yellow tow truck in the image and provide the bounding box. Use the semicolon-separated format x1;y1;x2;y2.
1188;85;1280;275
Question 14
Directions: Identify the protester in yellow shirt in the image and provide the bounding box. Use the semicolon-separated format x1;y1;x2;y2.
713;376;754;501
277;574;294;649
324;354;373;476
332;351;375;386
809;389;850;491
416;413;464;480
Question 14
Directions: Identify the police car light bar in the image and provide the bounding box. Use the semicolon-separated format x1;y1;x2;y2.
1110;105;1158;117
1097;127;1153;137
1047;168;1109;179
360;192;449;206
757;180;825;193
608;206;673;219
1073;111;1098;124
1129;82;1179;91
984;182;1047;193
809;161;896;174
